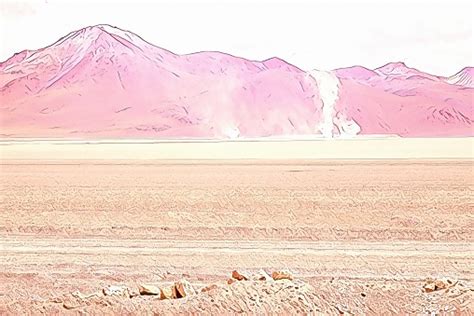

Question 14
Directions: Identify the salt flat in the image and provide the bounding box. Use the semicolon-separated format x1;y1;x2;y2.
1;137;473;159
0;140;472;313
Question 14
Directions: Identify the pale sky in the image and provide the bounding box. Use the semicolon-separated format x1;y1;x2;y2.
0;0;472;76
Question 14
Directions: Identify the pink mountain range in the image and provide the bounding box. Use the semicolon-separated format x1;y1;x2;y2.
0;24;472;138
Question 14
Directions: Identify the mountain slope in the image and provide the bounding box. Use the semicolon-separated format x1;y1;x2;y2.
333;63;472;137
1;25;323;138
0;24;472;138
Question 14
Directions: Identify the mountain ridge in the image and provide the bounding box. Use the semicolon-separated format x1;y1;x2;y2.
0;24;472;138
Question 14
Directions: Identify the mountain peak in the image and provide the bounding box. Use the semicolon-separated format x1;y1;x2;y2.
455;67;474;75
51;24;146;52
83;24;136;39
375;62;409;74
69;24;130;36
387;61;407;67
333;65;378;80
446;66;474;88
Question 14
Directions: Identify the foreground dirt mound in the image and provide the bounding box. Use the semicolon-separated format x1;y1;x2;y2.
36;278;320;314
167;278;319;314
3;275;473;314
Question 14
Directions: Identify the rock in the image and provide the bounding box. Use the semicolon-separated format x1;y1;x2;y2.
423;278;457;293
252;269;272;281
434;280;448;291
436;278;455;289
173;279;196;298
71;291;87;300
160;286;174;300
102;285;130;297
71;290;101;300
272;270;294;281
50;297;63;303
227;278;236;285
62;298;81;310
128;287;140;298
201;284;219;292
138;284;161;295
423;281;437;293
232;270;249;281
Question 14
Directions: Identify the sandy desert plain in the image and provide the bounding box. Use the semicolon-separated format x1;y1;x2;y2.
0;137;473;314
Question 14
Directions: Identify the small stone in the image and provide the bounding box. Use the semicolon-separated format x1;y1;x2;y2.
71;291;84;299
173;279;196;298
128;287;140;298
102;285;130;297
71;290;101;300
434;280;448;291
424;282;437;292
227;278;236;285
201;284;219;292
138;284;161;295
232;270;249;281
62;299;80;310
252;269;272;281
160;286;174;300
50;297;63;303
436;278;456;289
272;270;294;281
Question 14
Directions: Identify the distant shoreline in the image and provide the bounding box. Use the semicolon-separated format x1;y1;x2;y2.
1;138;472;160
0;135;403;144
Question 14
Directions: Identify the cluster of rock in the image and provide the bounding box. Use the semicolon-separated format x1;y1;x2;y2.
100;279;197;300
57;273;471;313
68;268;295;308
422;278;457;293
228;269;293;283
